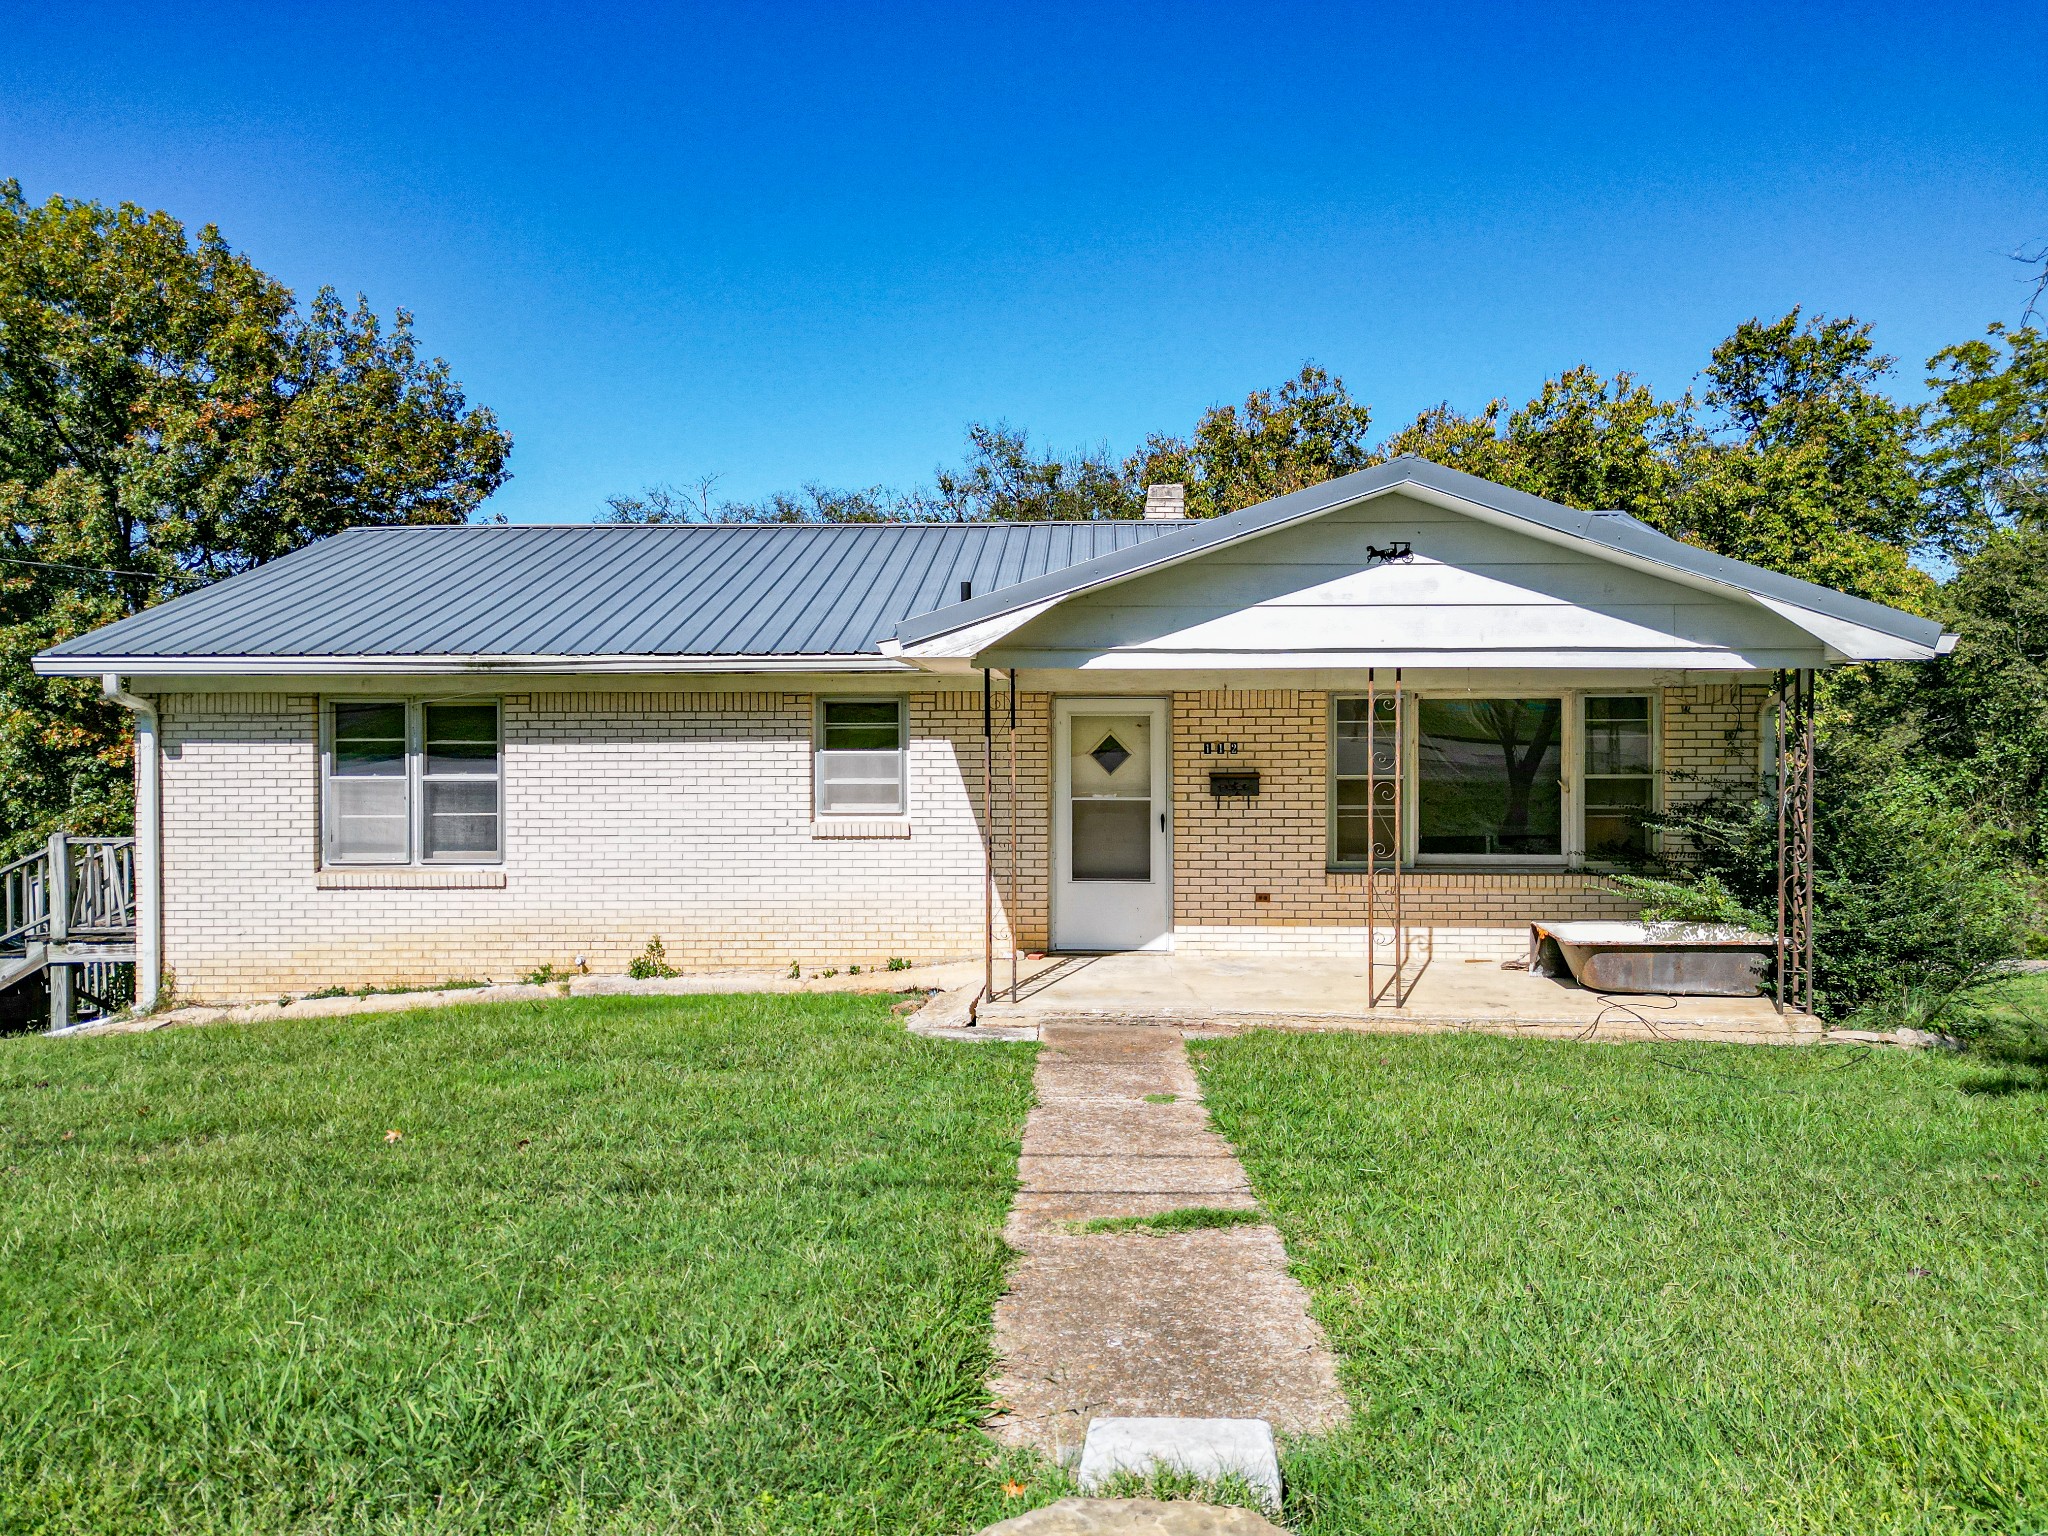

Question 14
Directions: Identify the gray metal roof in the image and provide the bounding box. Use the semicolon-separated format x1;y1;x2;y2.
37;457;1948;673
891;456;1950;655
38;521;1184;664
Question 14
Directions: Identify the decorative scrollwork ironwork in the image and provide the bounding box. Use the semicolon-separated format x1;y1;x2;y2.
1775;668;1816;1017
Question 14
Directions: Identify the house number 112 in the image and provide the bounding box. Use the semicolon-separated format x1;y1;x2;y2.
1200;742;1241;755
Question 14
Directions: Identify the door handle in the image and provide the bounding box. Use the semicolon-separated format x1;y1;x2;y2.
1159;811;1167;831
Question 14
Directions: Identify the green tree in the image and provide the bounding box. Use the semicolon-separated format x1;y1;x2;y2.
1922;323;2048;556
1378;365;1692;520
1377;312;1933;609
0;182;510;850
931;423;1138;521
1677;312;1930;608
1126;363;1373;518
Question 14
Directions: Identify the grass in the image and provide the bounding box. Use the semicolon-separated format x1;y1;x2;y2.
1070;1206;1264;1236
1192;1030;2048;1536
299;979;487;1001
0;993;1062;1534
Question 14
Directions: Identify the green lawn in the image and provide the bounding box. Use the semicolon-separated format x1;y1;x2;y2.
1193;1031;2048;1535
0;994;1056;1535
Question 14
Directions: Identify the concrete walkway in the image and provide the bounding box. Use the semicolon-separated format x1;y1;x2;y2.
989;1023;1346;1462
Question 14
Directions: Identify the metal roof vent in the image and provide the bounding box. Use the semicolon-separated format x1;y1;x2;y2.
1143;483;1188;519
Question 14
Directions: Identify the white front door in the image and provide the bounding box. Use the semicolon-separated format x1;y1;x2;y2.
1052;698;1171;952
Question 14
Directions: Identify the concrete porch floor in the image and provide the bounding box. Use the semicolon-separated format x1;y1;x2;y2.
974;950;1824;1044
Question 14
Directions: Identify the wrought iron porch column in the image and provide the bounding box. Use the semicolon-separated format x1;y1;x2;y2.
1007;671;1019;1003
1366;668;1407;1008
1775;667;1816;1016
983;667;994;1009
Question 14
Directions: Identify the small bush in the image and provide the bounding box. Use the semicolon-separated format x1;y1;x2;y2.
626;936;680;980
1657;764;2037;1016
522;963;560;987
1601;871;1768;930
886;956;911;972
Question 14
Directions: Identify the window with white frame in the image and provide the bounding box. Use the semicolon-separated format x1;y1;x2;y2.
1582;696;1655;861
325;700;502;865
1330;695;1400;866
1328;693;1656;868
815;698;906;815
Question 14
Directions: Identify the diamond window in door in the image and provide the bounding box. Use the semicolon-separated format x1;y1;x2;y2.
1089;734;1132;775
1069;715;1152;880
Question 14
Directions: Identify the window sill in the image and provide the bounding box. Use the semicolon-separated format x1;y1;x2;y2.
810;819;911;840
317;869;507;889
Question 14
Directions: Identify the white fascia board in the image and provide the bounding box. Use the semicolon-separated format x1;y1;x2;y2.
31;653;916;678
984;647;1819;672
892;597;1064;661
1746;597;1945;661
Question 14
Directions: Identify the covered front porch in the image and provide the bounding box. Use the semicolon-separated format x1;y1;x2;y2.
973;948;1822;1043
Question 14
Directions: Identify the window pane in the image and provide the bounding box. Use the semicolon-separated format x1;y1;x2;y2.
823;701;902;752
1417;699;1562;856
333;703;405;776
1070;715;1151;799
1073;800;1150;880
423;779;499;859
424;703;499;775
1585;696;1652;774
818;749;903;812
1586;778;1653;860
1333;780;1399;865
332;776;409;861
1333;696;1398;777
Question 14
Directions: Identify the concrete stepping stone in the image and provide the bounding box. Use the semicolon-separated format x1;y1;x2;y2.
1077;1417;1283;1512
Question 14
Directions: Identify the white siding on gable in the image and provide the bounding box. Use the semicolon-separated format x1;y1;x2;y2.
985;492;1829;672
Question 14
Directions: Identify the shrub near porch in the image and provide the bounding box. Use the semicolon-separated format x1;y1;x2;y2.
1194;1030;2048;1535
0;994;1054;1535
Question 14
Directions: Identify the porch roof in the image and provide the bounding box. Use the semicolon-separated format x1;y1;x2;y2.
888;457;1952;666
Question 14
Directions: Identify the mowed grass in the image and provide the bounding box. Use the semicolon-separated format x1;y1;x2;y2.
1193;1031;2048;1535
0;994;1055;1534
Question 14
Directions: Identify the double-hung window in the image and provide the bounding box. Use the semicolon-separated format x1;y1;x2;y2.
1330;696;1400;866
815;699;906;816
1582;696;1655;861
1329;693;1655;868
325;700;502;865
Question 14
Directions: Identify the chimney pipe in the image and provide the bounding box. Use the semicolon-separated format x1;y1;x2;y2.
1143;483;1188;520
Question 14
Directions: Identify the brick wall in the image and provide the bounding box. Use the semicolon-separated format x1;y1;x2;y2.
1661;682;1773;816
159;688;1053;1000
1165;685;1770;961
157;682;1765;999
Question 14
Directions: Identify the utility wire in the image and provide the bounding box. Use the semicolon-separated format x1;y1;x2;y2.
0;554;180;580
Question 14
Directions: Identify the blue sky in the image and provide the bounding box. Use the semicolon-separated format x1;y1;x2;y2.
5;1;2045;521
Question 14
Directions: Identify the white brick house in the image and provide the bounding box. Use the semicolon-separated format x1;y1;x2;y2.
37;460;1950;1004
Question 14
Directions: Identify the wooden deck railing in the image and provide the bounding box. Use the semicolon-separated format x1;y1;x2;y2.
0;835;136;952
0;835;138;1027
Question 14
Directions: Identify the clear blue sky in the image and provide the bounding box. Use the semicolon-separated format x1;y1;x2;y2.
5;1;2045;521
